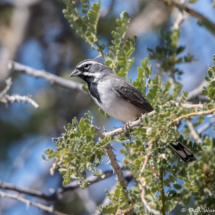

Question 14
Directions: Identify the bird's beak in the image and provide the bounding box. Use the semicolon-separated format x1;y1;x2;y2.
70;69;82;77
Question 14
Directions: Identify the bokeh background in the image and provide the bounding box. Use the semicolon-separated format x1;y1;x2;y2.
0;0;215;214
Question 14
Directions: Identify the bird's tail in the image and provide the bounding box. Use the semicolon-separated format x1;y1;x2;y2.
169;140;196;163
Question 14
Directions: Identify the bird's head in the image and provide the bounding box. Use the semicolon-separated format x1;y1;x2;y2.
70;59;112;83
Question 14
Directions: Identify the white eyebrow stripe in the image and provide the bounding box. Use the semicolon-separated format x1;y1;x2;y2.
77;61;104;68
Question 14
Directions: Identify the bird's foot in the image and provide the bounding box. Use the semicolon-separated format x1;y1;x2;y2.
122;121;132;133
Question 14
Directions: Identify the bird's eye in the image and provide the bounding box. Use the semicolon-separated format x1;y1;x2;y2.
84;64;90;70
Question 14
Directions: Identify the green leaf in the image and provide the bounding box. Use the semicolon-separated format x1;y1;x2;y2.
205;76;211;82
99;108;110;118
208;68;213;78
173;184;182;190
98;204;118;214
107;11;136;74
59;168;67;174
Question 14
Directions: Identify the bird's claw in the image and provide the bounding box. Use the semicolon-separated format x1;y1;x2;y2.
122;121;132;133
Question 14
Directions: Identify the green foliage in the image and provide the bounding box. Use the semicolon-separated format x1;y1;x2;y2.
106;11;137;77
98;204;118;214
198;18;215;36
45;2;215;214
202;55;215;100
44;113;110;186
183;136;215;211
99;183;131;213
62;0;105;56
133;57;183;108
63;0;136;78
147;30;194;78
133;58;152;97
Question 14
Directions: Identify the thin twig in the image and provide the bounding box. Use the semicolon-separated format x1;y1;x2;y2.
137;141;160;215
160;169;165;215
168;108;215;127
140;141;153;173
116;205;135;215
185;119;202;143
141;198;160;215
0;78;12;97
96;128;131;213
104;144;129;196
0;169;132;201
187;79;214;102
8;61;87;94
95;172;134;215
95;128;132;214
160;0;215;29
197;117;215;134
0;191;69;215
0;78;39;108
3;94;39;108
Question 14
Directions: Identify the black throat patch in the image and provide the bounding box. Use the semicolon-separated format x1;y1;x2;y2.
88;82;101;103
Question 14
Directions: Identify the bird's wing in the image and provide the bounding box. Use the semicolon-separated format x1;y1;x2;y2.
111;76;154;113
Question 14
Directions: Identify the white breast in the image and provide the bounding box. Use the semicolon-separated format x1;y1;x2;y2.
90;79;143;123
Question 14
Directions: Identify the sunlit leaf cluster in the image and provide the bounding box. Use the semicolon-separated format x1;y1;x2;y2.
105;11;136;77
62;0;105;55
44;113;110;187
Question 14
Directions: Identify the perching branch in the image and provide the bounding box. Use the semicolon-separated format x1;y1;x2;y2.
0;78;39;108
96;102;203;139
8;61;87;94
0;191;69;215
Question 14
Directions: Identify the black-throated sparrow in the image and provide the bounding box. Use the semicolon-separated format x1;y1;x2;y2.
70;59;196;163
